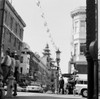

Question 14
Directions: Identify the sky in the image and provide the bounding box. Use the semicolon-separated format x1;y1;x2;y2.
10;0;86;74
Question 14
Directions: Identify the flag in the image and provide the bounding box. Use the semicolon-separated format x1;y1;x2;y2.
41;13;45;18
36;0;40;7
44;22;47;26
47;28;50;32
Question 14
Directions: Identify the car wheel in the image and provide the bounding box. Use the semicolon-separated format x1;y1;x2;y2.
81;89;87;98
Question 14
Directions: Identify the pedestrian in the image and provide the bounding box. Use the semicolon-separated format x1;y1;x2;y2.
59;76;64;94
13;54;20;96
1;49;12;86
10;52;16;76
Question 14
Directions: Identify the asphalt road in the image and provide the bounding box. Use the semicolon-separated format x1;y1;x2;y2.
4;92;86;99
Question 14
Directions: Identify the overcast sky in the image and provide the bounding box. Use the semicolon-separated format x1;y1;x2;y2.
11;0;86;73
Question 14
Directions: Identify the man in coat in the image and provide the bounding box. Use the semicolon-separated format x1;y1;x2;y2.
59;76;64;94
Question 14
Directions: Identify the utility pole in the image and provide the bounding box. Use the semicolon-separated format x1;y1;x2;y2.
86;0;98;99
0;0;5;62
0;0;6;98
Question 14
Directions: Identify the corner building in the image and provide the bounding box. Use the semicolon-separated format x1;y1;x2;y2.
70;6;87;78
0;0;26;55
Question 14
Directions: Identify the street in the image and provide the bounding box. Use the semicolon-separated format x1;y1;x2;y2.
5;92;86;99
0;0;99;99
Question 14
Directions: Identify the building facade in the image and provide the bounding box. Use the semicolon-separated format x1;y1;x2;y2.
20;42;30;74
20;44;56;91
0;0;26;55
69;6;87;78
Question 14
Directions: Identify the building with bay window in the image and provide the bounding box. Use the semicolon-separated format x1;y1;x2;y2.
69;6;87;78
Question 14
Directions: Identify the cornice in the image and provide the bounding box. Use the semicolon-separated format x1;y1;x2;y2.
71;6;86;18
5;0;26;27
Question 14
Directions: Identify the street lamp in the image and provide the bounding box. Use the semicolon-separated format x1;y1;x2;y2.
55;49;61;94
56;49;61;66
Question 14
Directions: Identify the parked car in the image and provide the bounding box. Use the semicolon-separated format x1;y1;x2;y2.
26;84;43;93
17;85;26;92
74;79;87;97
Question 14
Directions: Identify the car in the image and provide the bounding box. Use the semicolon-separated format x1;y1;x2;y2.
17;85;26;92
26;84;43;93
74;79;87;97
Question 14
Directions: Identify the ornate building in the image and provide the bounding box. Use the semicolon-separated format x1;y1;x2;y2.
69;6;87;79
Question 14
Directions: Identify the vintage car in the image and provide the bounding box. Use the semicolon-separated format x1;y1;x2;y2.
26;84;43;93
74;79;87;97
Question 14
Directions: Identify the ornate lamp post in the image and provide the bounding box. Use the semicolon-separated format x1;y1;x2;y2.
56;49;61;66
55;49;61;94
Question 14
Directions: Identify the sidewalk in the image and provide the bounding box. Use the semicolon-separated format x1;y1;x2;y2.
4;92;36;99
4;92;83;99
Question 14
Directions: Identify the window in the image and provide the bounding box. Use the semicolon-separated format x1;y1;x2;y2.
74;43;78;56
51;79;54;82
80;43;86;55
14;37;16;47
15;23;18;34
10;17;13;30
80;20;85;27
80;20;86;32
21;51;25;54
17;24;20;36
19;28;22;38
74;21;79;33
9;32;11;42
4;10;7;24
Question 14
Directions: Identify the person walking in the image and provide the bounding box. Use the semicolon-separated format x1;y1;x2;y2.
59;76;64;94
1;49;12;85
13;54;20;96
10;52;16;76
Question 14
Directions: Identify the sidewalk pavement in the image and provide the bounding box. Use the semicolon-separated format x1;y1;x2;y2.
4;92;83;99
4;92;36;99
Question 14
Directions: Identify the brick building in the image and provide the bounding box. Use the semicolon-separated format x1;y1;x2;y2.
0;0;26;55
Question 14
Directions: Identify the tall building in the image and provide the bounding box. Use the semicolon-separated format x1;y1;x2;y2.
0;0;26;55
69;6;87;78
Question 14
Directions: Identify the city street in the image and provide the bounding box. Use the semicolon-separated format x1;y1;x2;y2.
5;92;86;99
0;0;99;99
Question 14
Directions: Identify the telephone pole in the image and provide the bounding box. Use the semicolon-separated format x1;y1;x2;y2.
0;0;6;98
86;0;98;99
